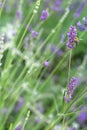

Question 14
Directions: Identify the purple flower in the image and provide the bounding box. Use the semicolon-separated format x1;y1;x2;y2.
56;49;63;57
77;21;85;31
83;17;87;28
16;124;22;130
77;17;87;31
16;10;22;21
37;103;44;113
56;0;62;6
70;1;80;11
74;0;86;18
50;45;63;57
15;98;24;112
70;127;76;130
31;30;39;38
0;2;2;8
40;9;49;21
64;77;78;102
77;107;87;127
66;26;77;49
44;61;49;67
50;45;57;53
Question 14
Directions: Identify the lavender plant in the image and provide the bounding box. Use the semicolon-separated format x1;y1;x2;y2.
0;0;87;130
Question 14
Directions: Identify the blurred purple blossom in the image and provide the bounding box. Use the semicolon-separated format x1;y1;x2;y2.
77;17;87;31
31;30;39;38
50;0;63;12
61;34;65;43
83;17;87;29
0;2;2;8
50;45;63;57
50;45;57;53
35;117;41;123
50;6;65;14
16;10;22;21
77;106;87;127
15;97;24;112
77;21;85;31
56;0;62;6
74;0;86;18
40;9;49;21
70;127;76;130
16;124;22;130
70;1;80;11
44;61;49;67
0;108;8;115
56;49;63;57
37;103;44;113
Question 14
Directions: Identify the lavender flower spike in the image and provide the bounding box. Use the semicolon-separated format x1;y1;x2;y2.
64;77;78;102
77;21;85;31
66;26;78;49
40;9;49;21
77;17;87;31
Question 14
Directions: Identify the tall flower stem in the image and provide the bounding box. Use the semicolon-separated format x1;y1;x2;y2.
67;50;72;86
62;50;72;130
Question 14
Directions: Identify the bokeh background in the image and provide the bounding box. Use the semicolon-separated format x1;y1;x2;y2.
0;0;87;130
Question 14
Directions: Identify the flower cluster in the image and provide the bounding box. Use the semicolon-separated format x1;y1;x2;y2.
64;77;78;102
74;0;86;18
66;26;78;49
77;106;87;127
31;30;39;38
40;9;49;21
77;17;87;31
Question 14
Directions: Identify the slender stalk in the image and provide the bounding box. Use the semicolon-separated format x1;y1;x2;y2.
67;50;72;86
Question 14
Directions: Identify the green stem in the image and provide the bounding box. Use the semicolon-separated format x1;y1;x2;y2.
67;50;72;85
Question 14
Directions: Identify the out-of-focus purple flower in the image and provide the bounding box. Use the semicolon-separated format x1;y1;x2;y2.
31;30;39;38
77;107;87;127
3;108;8;114
85;95;87;100
70;1;80;11
56;49;63;57
77;17;87;31
50;45;63;57
37;103;44;113
0;2;2;8
40;9;49;21
15;98;24;112
16;10;22;21
77;21;85;31
44;61;49;67
12;30;17;36
50;5;65;14
16;124;22;130
50;0;63;12
66;26;77;49
64;77;78;102
74;0;86;18
50;45;57;53
61;34;65;43
70;127;76;130
83;17;87;28
0;107;8;115
35;117;41;123
56;0;62;6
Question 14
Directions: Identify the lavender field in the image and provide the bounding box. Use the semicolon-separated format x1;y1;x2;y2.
0;0;87;130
